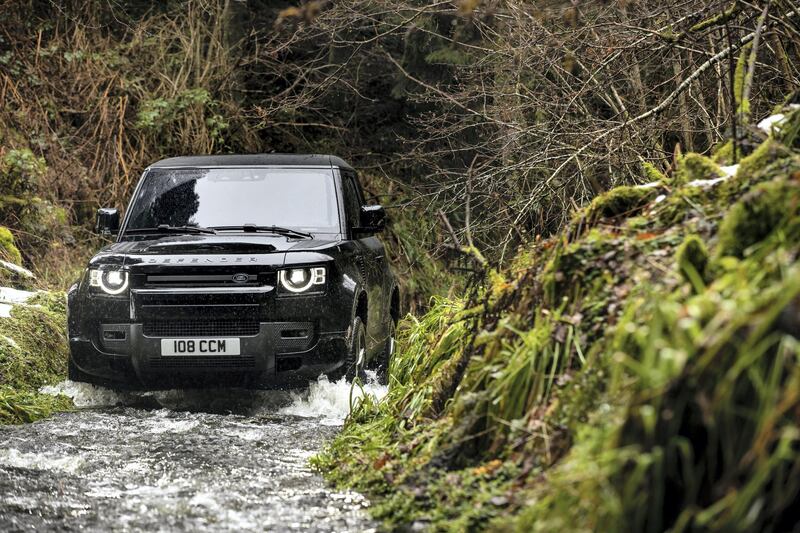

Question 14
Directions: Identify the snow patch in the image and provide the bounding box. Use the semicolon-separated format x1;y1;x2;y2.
758;104;800;135
1;334;18;348
0;286;35;305
636;181;662;189
720;164;739;178
0;259;34;278
686;177;728;188
279;371;388;425
0;286;37;318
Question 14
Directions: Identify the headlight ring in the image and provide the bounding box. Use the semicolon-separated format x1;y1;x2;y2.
279;267;326;294
89;269;129;295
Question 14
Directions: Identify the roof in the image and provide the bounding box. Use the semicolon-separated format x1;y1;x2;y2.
149;154;354;170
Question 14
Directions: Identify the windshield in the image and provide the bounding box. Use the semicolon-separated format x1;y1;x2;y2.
124;168;341;235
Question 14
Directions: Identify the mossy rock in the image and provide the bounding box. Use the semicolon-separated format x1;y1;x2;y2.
0;226;21;265
772;107;800;148
724;139;794;196
717;178;800;258
587;186;658;220
673;153;722;185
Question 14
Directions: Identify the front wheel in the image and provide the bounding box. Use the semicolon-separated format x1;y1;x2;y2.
343;317;367;382
68;356;94;384
374;319;396;385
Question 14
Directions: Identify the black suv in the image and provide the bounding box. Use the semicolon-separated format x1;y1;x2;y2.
67;154;399;389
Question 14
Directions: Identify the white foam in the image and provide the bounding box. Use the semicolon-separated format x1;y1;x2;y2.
145;417;200;434
0;448;85;474
279;371;388;425
40;380;132;408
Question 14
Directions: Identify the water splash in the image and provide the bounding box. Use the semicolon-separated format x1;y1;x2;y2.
42;373;388;425
278;371;388;425
40;380;135;408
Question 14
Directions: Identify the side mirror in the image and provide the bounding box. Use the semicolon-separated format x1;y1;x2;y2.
96;208;120;236
355;205;386;234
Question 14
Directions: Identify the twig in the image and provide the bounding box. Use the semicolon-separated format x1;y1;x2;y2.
740;0;772;124
539;12;791;190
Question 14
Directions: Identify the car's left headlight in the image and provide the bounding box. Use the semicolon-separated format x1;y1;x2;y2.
279;266;326;294
89;268;129;295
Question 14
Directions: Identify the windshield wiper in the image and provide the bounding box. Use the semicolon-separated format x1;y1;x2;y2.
211;224;313;239
125;224;217;235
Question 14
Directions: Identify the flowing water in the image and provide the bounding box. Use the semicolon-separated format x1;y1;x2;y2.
0;375;387;532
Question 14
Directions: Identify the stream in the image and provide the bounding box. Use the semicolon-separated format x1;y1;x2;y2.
0;375;385;532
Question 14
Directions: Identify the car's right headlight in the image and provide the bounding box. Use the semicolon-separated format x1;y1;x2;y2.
278;267;326;294
88;268;129;295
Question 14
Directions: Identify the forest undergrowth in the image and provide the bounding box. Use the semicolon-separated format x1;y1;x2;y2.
314;110;800;532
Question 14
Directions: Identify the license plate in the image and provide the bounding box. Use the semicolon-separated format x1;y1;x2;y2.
160;338;241;356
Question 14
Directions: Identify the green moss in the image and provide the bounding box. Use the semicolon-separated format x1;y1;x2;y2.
734;43;752;117
0;226;22;265
587;186;658;220
688;2;739;33
711;139;737;165
425;47;474;66
674;153;723;185
773;106;800;147
675;234;709;289
641;161;667;183
717;179;800;258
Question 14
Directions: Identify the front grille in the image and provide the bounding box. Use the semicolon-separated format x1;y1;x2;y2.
143;321;260;337
148;356;256;369
141;271;277;289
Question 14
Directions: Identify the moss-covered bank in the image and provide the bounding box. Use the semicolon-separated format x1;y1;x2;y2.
0;233;71;424
0;289;72;424
315;112;800;531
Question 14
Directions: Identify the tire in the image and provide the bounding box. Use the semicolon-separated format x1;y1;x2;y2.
343;316;367;382
68;356;94;384
374;319;396;385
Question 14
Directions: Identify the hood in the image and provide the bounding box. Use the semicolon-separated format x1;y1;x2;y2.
88;234;341;268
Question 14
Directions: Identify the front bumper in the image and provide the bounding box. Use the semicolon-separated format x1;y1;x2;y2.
69;322;348;390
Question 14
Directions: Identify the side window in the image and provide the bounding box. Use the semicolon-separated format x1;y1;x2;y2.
342;173;363;229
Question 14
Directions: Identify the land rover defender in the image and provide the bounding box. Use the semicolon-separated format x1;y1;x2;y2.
66;154;399;389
